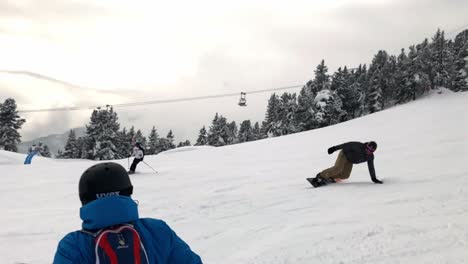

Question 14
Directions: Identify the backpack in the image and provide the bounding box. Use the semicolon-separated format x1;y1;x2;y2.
93;224;149;264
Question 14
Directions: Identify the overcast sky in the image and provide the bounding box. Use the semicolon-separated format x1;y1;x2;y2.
1;0;468;143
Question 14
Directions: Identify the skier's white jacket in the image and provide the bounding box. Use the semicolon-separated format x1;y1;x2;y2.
132;146;144;159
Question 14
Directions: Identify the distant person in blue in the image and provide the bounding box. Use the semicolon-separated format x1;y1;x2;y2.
24;142;43;164
53;162;202;264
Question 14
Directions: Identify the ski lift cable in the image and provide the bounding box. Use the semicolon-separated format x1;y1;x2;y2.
18;84;304;113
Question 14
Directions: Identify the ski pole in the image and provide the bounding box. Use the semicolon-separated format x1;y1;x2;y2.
127;157;130;169
142;161;158;173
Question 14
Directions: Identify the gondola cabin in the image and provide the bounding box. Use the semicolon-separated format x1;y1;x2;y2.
238;92;247;106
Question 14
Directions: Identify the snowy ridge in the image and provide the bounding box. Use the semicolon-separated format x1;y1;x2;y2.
0;90;468;263
0;150;55;165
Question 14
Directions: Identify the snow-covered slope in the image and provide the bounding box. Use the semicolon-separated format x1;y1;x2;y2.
0;149;56;166
1;90;467;264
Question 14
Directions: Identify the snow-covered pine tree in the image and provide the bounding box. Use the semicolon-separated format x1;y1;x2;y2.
97;108;121;160
208;113;219;145
62;129;80;158
395;48;412;104
158;130;176;152
311;59;331;92
260;121;268;137
264;93;299;137
166;130;176;150
330;67;344;91
368;50;389;74
238;120;254;143
333;66;359;120
252;122;262;141
84;106;120;160
114;127;130;158
413;38;435;90
76;136;91;159
313;90;345;127
147;126;160;155
41;145;51;157
263;93;280;137
277;92;298;135
430;29;452;88
127;126;136;144
367;69;384;113
353;64;368;117
195;126;208;146
226;121;238;145
383;55;398;107
295;60;332;132
177;140;191;147
295;86;315;131
450;30;468;92
83;110;99;157
135;130;147;146
0;98;26;152
410;45;432;100
367;50;395;108
207;113;229;146
453;29;468;55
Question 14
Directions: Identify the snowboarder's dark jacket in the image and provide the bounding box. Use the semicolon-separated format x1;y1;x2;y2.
329;141;378;182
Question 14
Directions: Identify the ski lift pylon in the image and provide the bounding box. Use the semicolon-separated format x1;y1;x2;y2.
238;92;247;106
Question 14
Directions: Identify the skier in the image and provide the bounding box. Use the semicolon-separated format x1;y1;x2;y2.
53;162;202;263
129;142;145;174
307;141;383;187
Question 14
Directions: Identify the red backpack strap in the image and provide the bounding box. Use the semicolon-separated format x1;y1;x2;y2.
94;224;149;264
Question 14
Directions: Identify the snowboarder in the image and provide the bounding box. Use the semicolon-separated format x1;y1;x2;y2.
128;142;145;174
53;162;202;263
307;141;383;187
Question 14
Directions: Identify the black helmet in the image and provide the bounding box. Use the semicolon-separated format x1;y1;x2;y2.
79;162;133;205
366;141;377;152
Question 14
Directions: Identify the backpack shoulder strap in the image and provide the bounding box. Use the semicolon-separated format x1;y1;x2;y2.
93;224;149;264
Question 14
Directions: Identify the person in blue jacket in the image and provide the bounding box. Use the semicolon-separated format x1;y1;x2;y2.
53;162;202;263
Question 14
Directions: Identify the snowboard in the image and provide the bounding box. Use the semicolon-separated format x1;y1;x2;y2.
306;176;336;188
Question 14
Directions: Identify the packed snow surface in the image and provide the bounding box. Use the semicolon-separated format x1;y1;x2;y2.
1;90;467;263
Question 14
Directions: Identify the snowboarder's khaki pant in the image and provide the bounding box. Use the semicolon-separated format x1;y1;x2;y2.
320;150;353;180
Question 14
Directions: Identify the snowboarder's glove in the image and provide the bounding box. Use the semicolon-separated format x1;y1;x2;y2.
372;178;383;184
327;146;337;154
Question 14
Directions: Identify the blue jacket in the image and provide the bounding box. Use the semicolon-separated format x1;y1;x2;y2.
53;196;202;263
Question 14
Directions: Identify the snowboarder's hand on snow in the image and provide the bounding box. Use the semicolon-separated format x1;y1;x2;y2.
372;178;383;184
327;147;337;154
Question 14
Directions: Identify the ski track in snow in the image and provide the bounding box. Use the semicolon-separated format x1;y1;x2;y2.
1;90;468;263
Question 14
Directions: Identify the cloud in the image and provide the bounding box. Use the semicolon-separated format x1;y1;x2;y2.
1;0;468;143
0;0;107;22
0;71;134;140
0;0;110;42
0;70;95;91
